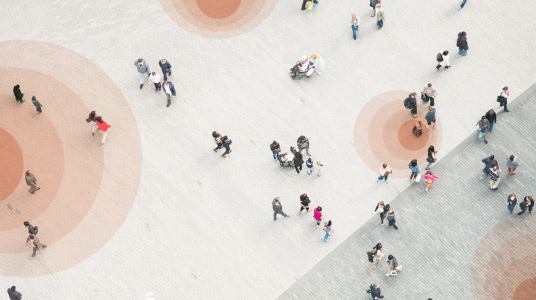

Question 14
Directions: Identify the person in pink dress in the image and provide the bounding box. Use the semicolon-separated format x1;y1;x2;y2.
424;171;438;192
313;206;323;228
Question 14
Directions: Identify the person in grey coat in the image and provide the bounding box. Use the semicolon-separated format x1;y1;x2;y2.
477;116;489;144
135;58;151;89
272;197;290;221
482;155;497;175
7;286;21;300
506;155;520;175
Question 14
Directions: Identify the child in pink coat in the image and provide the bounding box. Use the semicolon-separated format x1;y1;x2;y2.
424;171;438;192
313;206;323;228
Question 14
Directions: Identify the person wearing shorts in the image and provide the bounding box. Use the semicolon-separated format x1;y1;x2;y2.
425;106;436;130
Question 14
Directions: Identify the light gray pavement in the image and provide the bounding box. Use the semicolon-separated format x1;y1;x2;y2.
1;0;536;299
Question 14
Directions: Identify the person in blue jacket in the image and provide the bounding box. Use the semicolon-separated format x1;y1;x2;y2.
408;159;420;183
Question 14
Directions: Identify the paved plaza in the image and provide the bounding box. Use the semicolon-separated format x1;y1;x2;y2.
0;0;535;299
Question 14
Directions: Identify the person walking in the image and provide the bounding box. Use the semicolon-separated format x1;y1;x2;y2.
162;81;176;107
95;116;111;145
306;158;314;175
372;243;385;269
212;131;223;152
376;163;392;184
374;201;389;225
425;145;437;170
518;196;534;215
457;31;468;55
386;255;401;276
507;194;517;214
408;159;420;182
459;0;467;10
425;106;437;130
489;165;501;190
299;193;311;214
370;0;381;16
424;170;438;192
31;96;43;113
406;92;418;117
309;54;325;75
323;220;333;242
13;85;24;103
313;206;323;228
23;221;38;235
293;148;304;174
477;115;490;144
134;58;151;89
25;170;40;194
159;58;172;81
301;0;317;10
376;4;385;29
498;86;510;112
482;155;498;176
369;283;384;299
272;197;290;221
149;72;162;91
506;155;520;175
270;141;281;160
86;111;99;136
7;286;22;300
436;50;450;70
386;211;398;230
422;83;439;106
297;135;310;156
316;161;323;177
485;109;496;132
349;13;360;40
221;136;232;158
27;234;46;259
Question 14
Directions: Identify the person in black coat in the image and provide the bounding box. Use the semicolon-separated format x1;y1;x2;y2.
159;58;172;81
13;85;24;103
299;193;311;213
369;283;384;299
457;31;468;55
485;109;497;132
518;196;534;215
507;194;517;214
293;148;304;174
482;155;498;175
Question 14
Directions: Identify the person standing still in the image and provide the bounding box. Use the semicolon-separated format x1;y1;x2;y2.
13;85;24;103
27;234;46;259
506;155;520;175
349;14;360;40
25;170;40;194
95;116;111;145
86;111;99;136
407;92;418;117
376;163;392;184
489;166;501;190
498;86;510;112
313;206;323;228
134;58;150;89
374;201;389;225
408;159;420;182
221;136;232;158
422;83;439;106
518;196;534;215
159;58;172;81
507;194;517;214
477;116;490;144
270;141;281;160
457;31;469;55
299;193;311;213
376;4;385;29
293;149;304;175
272;197;290;221
163;81;176;107
323;220;333;242
31;96;43;113
485;109;497;132
425;106;437;131
7;286;22;300
386;211;398;230
371;0;381;17
386;255;400;276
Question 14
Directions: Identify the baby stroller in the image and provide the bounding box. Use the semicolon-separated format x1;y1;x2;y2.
290;61;314;80
278;147;296;168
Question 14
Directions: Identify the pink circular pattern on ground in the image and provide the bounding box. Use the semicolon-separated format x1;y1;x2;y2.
159;0;278;38
513;278;536;300
0;128;24;202
0;41;142;276
354;90;442;179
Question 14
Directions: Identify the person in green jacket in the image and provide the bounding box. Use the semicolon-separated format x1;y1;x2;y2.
13;85;24;102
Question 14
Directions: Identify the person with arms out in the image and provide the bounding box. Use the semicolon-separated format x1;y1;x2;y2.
309;54;325;75
477;115;490;144
489;165;501;190
506;155;519;175
272;197;290;221
507;194;517;214
424;170;438;192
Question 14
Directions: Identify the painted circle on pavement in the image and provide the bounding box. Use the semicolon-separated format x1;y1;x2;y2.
0;128;24;202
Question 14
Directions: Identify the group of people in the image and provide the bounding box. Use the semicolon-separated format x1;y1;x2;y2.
477;87;510;144
135;58;176;107
291;54;325;79
347;0;385;40
12;85;44;113
270;137;323;176
212;131;233;158
367;243;402;299
482;154;526;192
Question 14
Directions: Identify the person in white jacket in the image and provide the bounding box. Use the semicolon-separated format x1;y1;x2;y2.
348;13;360;40
436;50;450;70
309;53;325;74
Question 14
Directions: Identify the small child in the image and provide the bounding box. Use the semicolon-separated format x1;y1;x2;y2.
316;161;323;176
31;96;43;114
424;171;438;192
306;158;314;175
149;72;162;91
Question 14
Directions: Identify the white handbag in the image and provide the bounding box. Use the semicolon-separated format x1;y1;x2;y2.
415;174;422;182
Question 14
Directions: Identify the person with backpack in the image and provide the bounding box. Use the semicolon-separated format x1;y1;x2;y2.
31;96;43;114
404;93;417;118
436;50;450;70
482;155;498;176
349;13;360;40
221;136;232;158
299;193;311;213
408;159;420;182
477;115;490;144
306;158;314;175
297;135;310;156
376;163;392;184
386;211;398;230
213;131;223;152
323;220;333;242
372;243;385;269
374;201;389;225
457;31;469;55
368;283;384;299
422;83;439;106
23;221;38;235
270;141;281;160
424;171;438;192
498;86;510;112
272;197;290;221
313;206;322;228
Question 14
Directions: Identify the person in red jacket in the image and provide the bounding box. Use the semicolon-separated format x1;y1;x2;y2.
95;116;111;145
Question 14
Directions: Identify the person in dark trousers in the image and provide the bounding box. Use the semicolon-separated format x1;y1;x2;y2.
306;158;314;175
272;197;290;221
162;81;176;107
507;155;520;175
374;201;389;225
27;234;46;259
299;193;311;213
499;86;510;112
212;131;223;152
477;116;490;144
159;58;172;81
518;196;534;215
489;165;501;190
270;141;281;160
86;111;99;136
459;0;467;10
24;221;38;235
375;4;385;29
372;243;384;269
13;85;24;103
369;283;384;299
408;159;420;182
408;92;417;117
425;145;437;170
25;170;40;194
485;109;497;132
425;106;437;131
293;148;304;175
7;286;22;300
301;0;317;10
386;254;399;276
507;194;517;214
386;211;398;230
436;50;450;70
482;155;497;176
221;136;232;158
457;31;468;55
31;96;43;113
422;83;439;106
134;58;150;89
